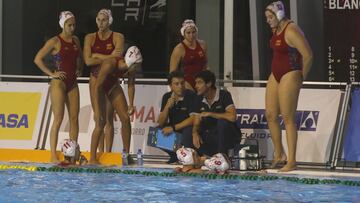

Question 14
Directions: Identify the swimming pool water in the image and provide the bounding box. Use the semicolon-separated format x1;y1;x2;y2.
1;166;360;203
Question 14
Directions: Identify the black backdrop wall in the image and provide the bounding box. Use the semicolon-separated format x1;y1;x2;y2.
2;0;195;78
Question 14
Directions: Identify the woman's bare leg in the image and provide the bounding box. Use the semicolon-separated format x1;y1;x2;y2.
65;85;80;142
265;74;287;168
89;75;106;153
105;97;115;152
278;71;302;172
49;80;66;163
109;85;131;153
89;87;106;164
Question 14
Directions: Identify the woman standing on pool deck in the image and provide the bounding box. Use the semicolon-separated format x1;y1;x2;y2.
264;1;313;172
34;11;83;163
83;9;122;153
169;19;208;91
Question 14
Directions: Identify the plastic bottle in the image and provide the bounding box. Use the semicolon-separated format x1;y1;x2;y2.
239;146;250;170
248;153;259;170
137;149;144;166
232;154;240;170
122;149;128;166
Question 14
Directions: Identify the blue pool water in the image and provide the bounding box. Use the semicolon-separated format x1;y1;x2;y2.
1;166;360;202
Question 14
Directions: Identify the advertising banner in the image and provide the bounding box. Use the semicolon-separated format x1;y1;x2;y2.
117;83;168;155
228;87;342;163
46;83;168;155
0;82;48;149
343;88;360;161
45;84;342;162
45;83;94;153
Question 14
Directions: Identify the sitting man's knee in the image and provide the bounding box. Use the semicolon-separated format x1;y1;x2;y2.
216;119;232;128
181;126;193;134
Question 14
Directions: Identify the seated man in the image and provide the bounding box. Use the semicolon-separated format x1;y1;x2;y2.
157;70;201;163
193;70;241;157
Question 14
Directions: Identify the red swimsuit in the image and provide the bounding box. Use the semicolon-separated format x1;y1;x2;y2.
181;40;207;88
54;36;79;92
90;32;123;94
270;22;302;82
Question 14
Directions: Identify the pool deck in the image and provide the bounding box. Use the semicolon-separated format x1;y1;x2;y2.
141;163;360;179
1;148;359;179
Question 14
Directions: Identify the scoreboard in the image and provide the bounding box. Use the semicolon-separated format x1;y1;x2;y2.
324;0;360;82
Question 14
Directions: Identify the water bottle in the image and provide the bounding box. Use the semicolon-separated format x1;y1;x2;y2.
122;149;128;166
228;148;239;169
239;146;250;170
248;153;259;170
232;155;240;170
137;149;143;166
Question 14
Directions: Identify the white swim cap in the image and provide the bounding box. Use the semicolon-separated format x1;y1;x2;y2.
204;153;230;173
266;1;285;21
176;147;195;165
180;19;198;36
125;46;143;67
59;11;75;29
98;9;113;25
60;139;78;157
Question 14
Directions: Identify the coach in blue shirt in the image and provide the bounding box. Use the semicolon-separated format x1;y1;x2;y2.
193;70;241;156
158;70;201;163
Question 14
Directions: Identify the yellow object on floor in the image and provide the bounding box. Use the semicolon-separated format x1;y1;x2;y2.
0;148;121;166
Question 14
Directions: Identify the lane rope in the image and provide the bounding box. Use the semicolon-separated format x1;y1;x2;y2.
1;164;359;186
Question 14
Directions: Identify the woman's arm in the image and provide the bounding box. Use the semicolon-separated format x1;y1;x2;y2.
169;44;184;73
92;32;125;60
34;37;64;79
73;36;84;77
83;33;103;66
127;68;136;115
286;24;313;80
198;39;209;69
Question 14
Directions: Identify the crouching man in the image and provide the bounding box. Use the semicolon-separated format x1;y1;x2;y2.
193;70;241;157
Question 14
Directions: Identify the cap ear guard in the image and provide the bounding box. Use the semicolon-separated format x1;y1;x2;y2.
266;1;285;21
276;9;285;21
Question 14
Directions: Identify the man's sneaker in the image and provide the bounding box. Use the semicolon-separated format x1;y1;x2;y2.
166;154;178;164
